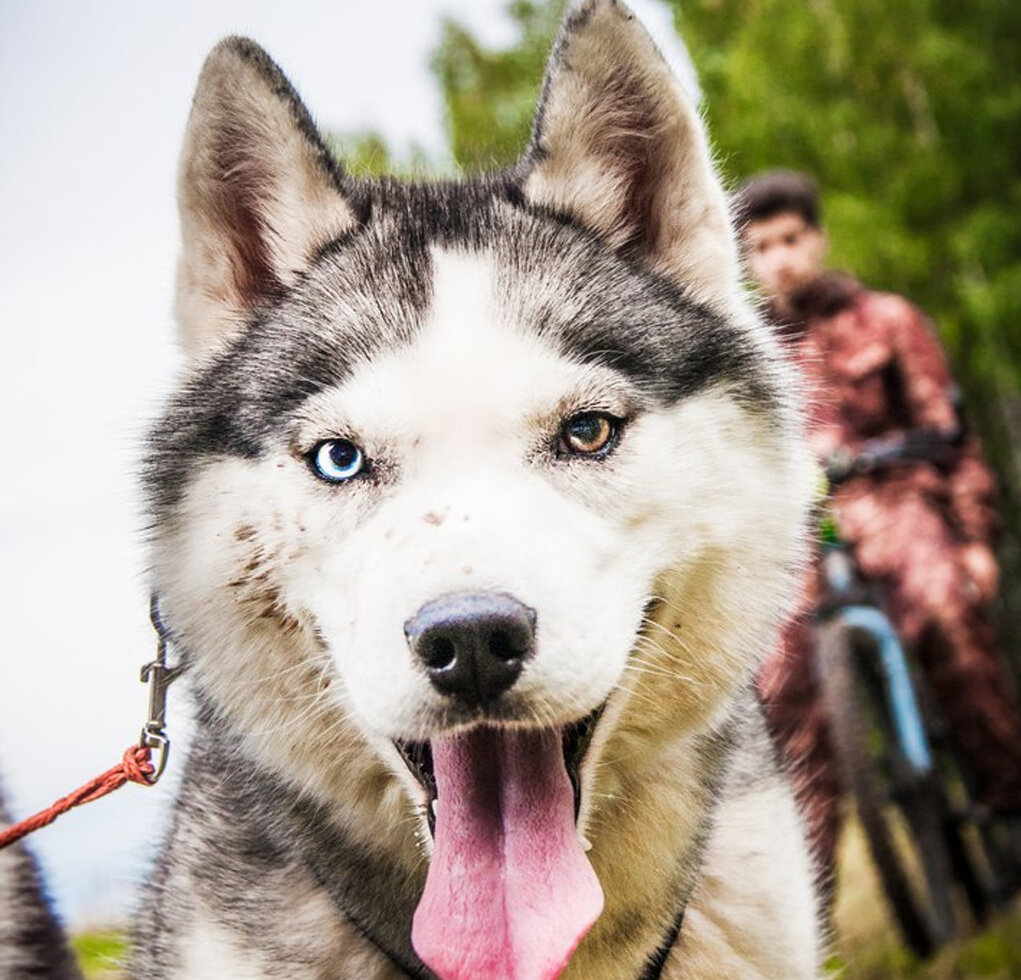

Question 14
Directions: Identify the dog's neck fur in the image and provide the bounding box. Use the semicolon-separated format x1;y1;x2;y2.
137;694;739;979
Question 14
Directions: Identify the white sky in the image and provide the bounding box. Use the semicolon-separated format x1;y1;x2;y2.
0;0;691;928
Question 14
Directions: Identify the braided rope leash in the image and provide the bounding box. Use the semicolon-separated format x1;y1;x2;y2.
0;746;155;850
0;595;180;852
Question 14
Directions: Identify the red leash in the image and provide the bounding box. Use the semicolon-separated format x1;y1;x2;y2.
0;595;180;852
0;746;155;850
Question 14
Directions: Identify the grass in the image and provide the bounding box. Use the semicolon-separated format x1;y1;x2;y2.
71;930;128;979
72;810;1021;978
824;912;1021;979
827;811;1021;979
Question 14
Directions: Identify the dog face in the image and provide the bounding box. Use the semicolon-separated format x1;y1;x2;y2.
157;227;788;735
289;245;668;740
149;3;812;977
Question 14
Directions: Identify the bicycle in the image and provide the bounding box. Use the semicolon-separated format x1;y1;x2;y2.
813;439;1005;957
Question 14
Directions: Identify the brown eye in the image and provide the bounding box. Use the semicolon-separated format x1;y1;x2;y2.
559;413;619;457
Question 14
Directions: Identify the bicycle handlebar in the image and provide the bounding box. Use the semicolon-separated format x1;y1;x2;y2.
824;428;962;486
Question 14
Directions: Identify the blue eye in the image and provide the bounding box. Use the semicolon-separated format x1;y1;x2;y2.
311;439;365;483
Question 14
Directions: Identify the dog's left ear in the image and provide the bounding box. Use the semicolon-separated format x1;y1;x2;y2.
521;0;739;310
176;37;359;359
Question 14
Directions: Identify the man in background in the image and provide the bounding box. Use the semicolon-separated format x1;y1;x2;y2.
735;170;1021;894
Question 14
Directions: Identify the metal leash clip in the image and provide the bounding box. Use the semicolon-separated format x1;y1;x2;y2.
139;594;183;785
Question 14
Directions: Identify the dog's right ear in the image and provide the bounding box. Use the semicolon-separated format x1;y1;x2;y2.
176;38;358;359
520;0;740;312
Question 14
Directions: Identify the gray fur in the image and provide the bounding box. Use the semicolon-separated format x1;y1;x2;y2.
0;783;83;980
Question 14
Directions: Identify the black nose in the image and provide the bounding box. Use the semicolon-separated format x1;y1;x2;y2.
405;592;536;706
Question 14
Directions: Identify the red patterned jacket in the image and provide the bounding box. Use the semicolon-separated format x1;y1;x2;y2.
776;274;999;548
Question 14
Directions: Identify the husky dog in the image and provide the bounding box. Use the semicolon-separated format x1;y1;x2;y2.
0;783;83;979
134;1;820;977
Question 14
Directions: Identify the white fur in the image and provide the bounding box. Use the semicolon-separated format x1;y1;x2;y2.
158;248;810;753
671;783;823;978
180;919;266;980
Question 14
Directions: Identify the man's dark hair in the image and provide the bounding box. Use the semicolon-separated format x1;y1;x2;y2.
732;170;821;230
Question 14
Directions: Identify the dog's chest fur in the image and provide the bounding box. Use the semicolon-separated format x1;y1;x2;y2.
134;705;817;980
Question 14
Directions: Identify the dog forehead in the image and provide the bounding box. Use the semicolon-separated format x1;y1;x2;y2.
412;247;552;370
327;247;594;431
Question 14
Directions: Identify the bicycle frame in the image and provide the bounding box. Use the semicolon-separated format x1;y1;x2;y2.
810;437;1002;947
818;540;934;777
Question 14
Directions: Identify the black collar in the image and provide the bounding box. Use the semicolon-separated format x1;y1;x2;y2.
639;898;687;980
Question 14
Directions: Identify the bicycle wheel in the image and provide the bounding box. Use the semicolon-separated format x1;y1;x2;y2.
922;713;1007;918
817;619;957;957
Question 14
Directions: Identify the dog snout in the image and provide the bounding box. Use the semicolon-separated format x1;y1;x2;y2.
404;592;536;706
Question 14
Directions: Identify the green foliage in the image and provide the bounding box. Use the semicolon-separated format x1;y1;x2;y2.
432;1;566;171
325;131;441;180
827;904;1021;978
955;915;1021;977
326;131;394;178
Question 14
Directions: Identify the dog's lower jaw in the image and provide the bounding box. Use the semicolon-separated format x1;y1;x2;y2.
392;708;606;980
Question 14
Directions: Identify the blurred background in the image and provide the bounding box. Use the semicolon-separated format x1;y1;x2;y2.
1;0;1018;976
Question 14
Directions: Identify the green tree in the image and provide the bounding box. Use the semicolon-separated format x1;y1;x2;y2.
432;1;566;171
326;130;441;179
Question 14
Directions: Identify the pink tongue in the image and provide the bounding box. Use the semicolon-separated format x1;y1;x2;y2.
411;727;603;980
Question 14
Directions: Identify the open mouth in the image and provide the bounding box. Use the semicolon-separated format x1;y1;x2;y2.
395;705;603;837
395;705;607;980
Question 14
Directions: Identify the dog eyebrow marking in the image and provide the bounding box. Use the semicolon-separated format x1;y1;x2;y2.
147;185;780;523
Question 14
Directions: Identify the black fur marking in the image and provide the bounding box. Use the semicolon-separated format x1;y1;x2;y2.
491;202;776;409
640;903;686;980
149;177;777;518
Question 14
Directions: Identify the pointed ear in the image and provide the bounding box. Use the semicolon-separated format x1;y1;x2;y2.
175;37;359;358
521;0;740;310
